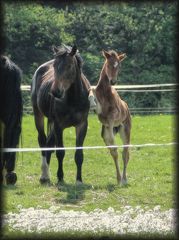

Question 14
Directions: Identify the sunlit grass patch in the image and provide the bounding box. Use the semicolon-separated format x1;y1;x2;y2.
3;114;176;214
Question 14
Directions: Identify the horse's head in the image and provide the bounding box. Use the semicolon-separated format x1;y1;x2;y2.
52;44;81;93
102;50;126;85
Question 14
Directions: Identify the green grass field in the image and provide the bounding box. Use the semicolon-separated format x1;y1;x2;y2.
3;114;176;214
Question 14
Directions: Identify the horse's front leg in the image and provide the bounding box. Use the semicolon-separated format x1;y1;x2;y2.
75;120;88;184
41;127;55;184
33;110;50;184
54;123;65;185
101;125;122;184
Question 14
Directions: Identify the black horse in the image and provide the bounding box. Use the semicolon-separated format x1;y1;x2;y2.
0;55;22;185
31;45;91;186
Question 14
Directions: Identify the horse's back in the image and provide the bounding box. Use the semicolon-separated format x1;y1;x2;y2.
0;56;22;124
0;55;22;91
31;59;54;104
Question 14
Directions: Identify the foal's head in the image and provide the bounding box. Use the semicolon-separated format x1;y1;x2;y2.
52;45;82;92
102;50;126;85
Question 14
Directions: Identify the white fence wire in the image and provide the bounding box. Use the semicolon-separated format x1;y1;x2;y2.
2;142;177;153
21;83;177;114
21;83;178;90
9;83;175;154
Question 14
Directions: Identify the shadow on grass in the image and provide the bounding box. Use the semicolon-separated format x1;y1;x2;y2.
91;182;131;193
55;182;92;204
3;184;26;196
2;184;18;191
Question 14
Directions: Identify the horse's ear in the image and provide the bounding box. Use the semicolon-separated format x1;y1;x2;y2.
70;45;77;56
118;53;127;62
102;50;111;59
52;45;59;55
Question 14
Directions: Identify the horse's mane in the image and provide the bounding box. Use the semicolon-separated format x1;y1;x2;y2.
42;64;54;83
42;45;83;83
0;55;21;72
54;45;83;68
0;55;10;68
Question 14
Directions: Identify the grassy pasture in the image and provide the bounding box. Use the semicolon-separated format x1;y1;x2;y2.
3;114;176;213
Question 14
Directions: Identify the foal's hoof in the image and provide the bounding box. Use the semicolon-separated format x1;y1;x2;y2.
39;177;50;185
120;179;128;187
6;172;17;185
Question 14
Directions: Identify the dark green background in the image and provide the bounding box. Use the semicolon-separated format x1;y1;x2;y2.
2;1;177;109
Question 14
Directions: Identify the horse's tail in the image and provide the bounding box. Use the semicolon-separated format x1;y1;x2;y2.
47;119;53;137
46;120;55;150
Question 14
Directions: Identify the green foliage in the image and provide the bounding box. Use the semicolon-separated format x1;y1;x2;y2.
2;1;177;108
3;2;75;81
82;52;103;84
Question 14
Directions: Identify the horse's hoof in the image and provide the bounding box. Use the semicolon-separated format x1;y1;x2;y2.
6;172;17;185
76;180;83;186
39;177;50;185
57;180;65;190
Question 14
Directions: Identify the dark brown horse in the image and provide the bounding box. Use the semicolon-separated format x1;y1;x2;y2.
0;55;23;185
93;50;131;185
31;45;91;186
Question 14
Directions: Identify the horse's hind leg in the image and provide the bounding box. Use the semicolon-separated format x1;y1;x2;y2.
4;152;17;185
119;122;131;185
33;107;50;183
101;125;122;184
3;124;21;185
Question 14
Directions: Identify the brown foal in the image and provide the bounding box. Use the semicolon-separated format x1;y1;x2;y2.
93;50;131;185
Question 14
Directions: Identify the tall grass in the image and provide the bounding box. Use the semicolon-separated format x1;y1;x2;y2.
3;114;176;213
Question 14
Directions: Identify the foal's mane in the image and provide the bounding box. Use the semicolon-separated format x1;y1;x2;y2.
42;45;83;83
106;50;119;58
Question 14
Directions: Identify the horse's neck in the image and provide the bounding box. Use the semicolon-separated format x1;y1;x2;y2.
96;64;122;114
68;74;86;102
96;65;111;92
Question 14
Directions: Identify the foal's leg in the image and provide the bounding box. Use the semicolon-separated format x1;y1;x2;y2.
119;123;131;185
54;123;65;184
101;125;121;184
75;120;88;184
33;107;50;183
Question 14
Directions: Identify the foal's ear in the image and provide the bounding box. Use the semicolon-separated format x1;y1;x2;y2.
118;53;127;62
70;45;77;56
52;45;59;55
102;50;111;59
